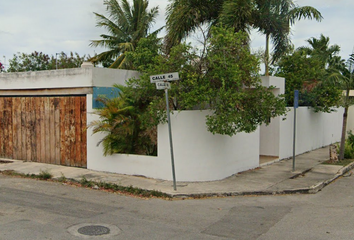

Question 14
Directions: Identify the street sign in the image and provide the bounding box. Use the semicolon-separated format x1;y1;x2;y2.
156;82;171;90
149;72;180;191
294;90;299;108
150;72;179;83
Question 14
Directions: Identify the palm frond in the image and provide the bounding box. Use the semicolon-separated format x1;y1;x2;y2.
289;6;323;25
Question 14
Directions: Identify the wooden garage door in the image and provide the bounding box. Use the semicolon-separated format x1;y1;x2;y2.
0;96;87;167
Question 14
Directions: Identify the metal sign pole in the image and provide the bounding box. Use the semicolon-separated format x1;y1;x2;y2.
165;87;177;190
150;72;179;190
293;90;299;172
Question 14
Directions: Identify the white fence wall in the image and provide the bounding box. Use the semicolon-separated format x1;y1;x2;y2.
87;95;259;182
347;106;354;135
279;107;343;159
260;107;343;160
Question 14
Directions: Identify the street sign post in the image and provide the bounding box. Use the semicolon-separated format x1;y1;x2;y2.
151;72;179;191
156;82;171;90
293;90;299;172
150;72;179;83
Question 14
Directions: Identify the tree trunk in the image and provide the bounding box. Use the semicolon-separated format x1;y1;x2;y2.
339;88;351;160
265;34;270;76
339;107;348;160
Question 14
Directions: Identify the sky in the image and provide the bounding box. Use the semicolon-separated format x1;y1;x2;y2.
0;0;353;71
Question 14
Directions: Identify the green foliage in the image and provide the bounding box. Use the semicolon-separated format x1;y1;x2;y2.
90;0;160;69
165;0;322;75
275;35;342;112
57;173;68;183
88;85;157;156
37;169;53;180
125;26;286;136
328;54;354;160
7;51;87;72
80;176;95;187
202;26;287;135
336;131;354;159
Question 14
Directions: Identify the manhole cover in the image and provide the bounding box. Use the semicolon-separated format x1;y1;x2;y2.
68;223;121;238
78;225;110;236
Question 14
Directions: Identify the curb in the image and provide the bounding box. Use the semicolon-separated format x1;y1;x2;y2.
309;161;354;194
166;162;354;199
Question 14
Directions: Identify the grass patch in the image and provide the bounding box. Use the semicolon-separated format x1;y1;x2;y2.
322;158;354;166
0;170;171;199
57;173;67;183
0;169;52;180
37;169;53;180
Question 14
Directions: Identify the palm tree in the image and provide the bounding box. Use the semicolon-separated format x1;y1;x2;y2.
90;0;159;69
165;0;322;75
327;54;354;160
299;34;341;69
165;0;224;51
251;0;323;75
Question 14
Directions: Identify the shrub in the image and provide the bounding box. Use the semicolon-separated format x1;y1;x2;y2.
337;131;354;159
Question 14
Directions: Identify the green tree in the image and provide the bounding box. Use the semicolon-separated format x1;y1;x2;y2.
253;0;323;75
165;0;322;75
165;0;224;50
7;51;87;72
327;54;354;160
298;34;341;69
89;0;159;69
126;26;287;136
275;35;342;112
89;85;157;155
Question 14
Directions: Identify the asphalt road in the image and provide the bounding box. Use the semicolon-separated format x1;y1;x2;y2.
1;172;354;240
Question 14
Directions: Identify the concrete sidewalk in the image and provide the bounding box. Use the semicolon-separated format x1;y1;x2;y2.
1;146;353;198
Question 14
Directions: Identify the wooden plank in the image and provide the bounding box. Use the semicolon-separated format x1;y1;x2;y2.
59;97;67;166
2;98;9;158
49;97;56;164
30;97;37;162
44;97;50;163
0;98;4;158
34;97;41;162
5;98;13;159
54;97;61;165
12;97;21;160
39;97;46;163
68;97;75;166
25;97;32;161
20;97;27;160
80;96;87;167
74;97;81;167
35;97;42;162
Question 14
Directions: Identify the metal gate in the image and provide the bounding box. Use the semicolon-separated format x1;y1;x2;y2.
0;96;87;167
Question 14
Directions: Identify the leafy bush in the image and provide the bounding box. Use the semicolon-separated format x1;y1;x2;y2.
38;169;53;180
89;85;157;156
337;131;354;159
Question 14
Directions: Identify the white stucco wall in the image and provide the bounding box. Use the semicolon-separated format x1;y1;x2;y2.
278;107;343;159
259;76;284;157
260;117;280;157
346;106;354;135
87;96;260;182
0;66;140;90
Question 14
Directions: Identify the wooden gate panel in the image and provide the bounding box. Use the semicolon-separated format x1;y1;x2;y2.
80;97;87;167
3;98;13;159
0;98;4;158
0;96;87;167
